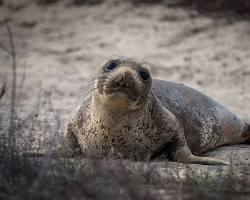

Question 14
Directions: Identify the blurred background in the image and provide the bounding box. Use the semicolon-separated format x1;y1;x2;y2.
0;0;250;122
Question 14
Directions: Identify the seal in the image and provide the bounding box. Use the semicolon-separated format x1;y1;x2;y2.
64;58;250;165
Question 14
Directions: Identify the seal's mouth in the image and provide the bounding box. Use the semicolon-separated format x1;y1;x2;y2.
104;86;139;101
107;88;129;94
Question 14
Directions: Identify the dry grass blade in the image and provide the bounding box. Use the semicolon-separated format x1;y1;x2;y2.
7;23;17;152
0;43;10;54
0;22;17;177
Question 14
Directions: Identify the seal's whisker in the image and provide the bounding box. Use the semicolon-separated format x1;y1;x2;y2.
81;79;108;102
136;86;153;105
84;78;106;92
81;73;111;97
142;95;152;106
86;71;112;84
82;72;113;96
85;74;109;87
82;84;105;101
86;79;108;92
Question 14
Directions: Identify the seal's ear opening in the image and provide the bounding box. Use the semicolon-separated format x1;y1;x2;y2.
109;54;120;61
141;62;152;74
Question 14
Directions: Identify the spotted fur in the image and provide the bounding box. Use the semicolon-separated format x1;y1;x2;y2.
64;58;250;165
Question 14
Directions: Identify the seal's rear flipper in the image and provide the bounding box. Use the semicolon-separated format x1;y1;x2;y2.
243;123;250;143
240;119;250;143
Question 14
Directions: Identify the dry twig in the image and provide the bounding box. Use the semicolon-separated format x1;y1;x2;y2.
0;23;17;177
0;80;6;100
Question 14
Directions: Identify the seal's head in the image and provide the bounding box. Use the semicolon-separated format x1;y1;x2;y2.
94;58;152;110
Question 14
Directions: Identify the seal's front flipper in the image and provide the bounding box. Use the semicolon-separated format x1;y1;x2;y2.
167;128;229;166
186;155;229;166
62;123;82;156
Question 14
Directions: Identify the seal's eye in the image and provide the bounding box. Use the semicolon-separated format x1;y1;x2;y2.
139;70;149;81
106;61;117;70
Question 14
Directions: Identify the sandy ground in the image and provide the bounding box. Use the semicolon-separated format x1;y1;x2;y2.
0;1;250;148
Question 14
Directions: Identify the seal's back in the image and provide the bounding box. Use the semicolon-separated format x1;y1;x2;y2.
152;80;246;155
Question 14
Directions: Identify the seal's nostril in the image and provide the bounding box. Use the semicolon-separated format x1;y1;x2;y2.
115;80;120;87
114;76;123;88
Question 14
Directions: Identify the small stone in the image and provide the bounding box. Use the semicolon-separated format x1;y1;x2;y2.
19;20;37;28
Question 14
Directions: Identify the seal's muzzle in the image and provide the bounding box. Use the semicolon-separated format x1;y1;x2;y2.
111;71;135;90
105;70;139;101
